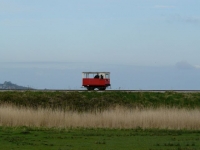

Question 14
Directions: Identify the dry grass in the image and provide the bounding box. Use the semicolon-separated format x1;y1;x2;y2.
0;104;200;130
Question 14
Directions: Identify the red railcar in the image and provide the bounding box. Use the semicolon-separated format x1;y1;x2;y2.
82;72;111;90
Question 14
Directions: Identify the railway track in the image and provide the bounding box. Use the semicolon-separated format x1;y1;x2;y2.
0;89;200;93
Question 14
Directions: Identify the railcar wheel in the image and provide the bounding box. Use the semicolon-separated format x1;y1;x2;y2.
87;87;94;90
98;87;106;90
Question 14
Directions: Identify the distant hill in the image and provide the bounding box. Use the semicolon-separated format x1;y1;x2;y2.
0;81;33;90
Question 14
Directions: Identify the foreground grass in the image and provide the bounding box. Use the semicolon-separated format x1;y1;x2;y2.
0;127;200;150
1;91;200;149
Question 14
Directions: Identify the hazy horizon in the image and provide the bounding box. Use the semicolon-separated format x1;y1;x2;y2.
0;61;200;90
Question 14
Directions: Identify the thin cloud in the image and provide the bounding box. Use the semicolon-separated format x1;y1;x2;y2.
175;61;193;69
154;5;175;9
184;16;200;24
167;14;200;24
194;65;200;69
0;1;32;14
175;61;199;70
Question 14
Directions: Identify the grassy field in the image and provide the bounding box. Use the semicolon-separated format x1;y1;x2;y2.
1;91;200;111
1;127;200;150
1;91;200;149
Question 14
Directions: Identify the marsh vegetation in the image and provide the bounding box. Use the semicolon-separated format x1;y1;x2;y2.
1;104;200;130
1;91;200;149
1;91;200;130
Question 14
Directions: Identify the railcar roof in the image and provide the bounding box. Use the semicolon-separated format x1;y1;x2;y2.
82;72;110;74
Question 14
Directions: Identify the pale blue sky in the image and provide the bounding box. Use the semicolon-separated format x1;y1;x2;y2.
1;0;200;66
1;1;200;89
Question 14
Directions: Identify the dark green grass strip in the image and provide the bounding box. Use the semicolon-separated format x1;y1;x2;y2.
0;127;200;150
1;91;200;111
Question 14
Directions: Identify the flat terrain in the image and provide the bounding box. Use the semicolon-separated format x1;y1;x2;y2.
1;127;200;150
1;91;200;149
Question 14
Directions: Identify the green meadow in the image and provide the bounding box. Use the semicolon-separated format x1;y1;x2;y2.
1;127;200;150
